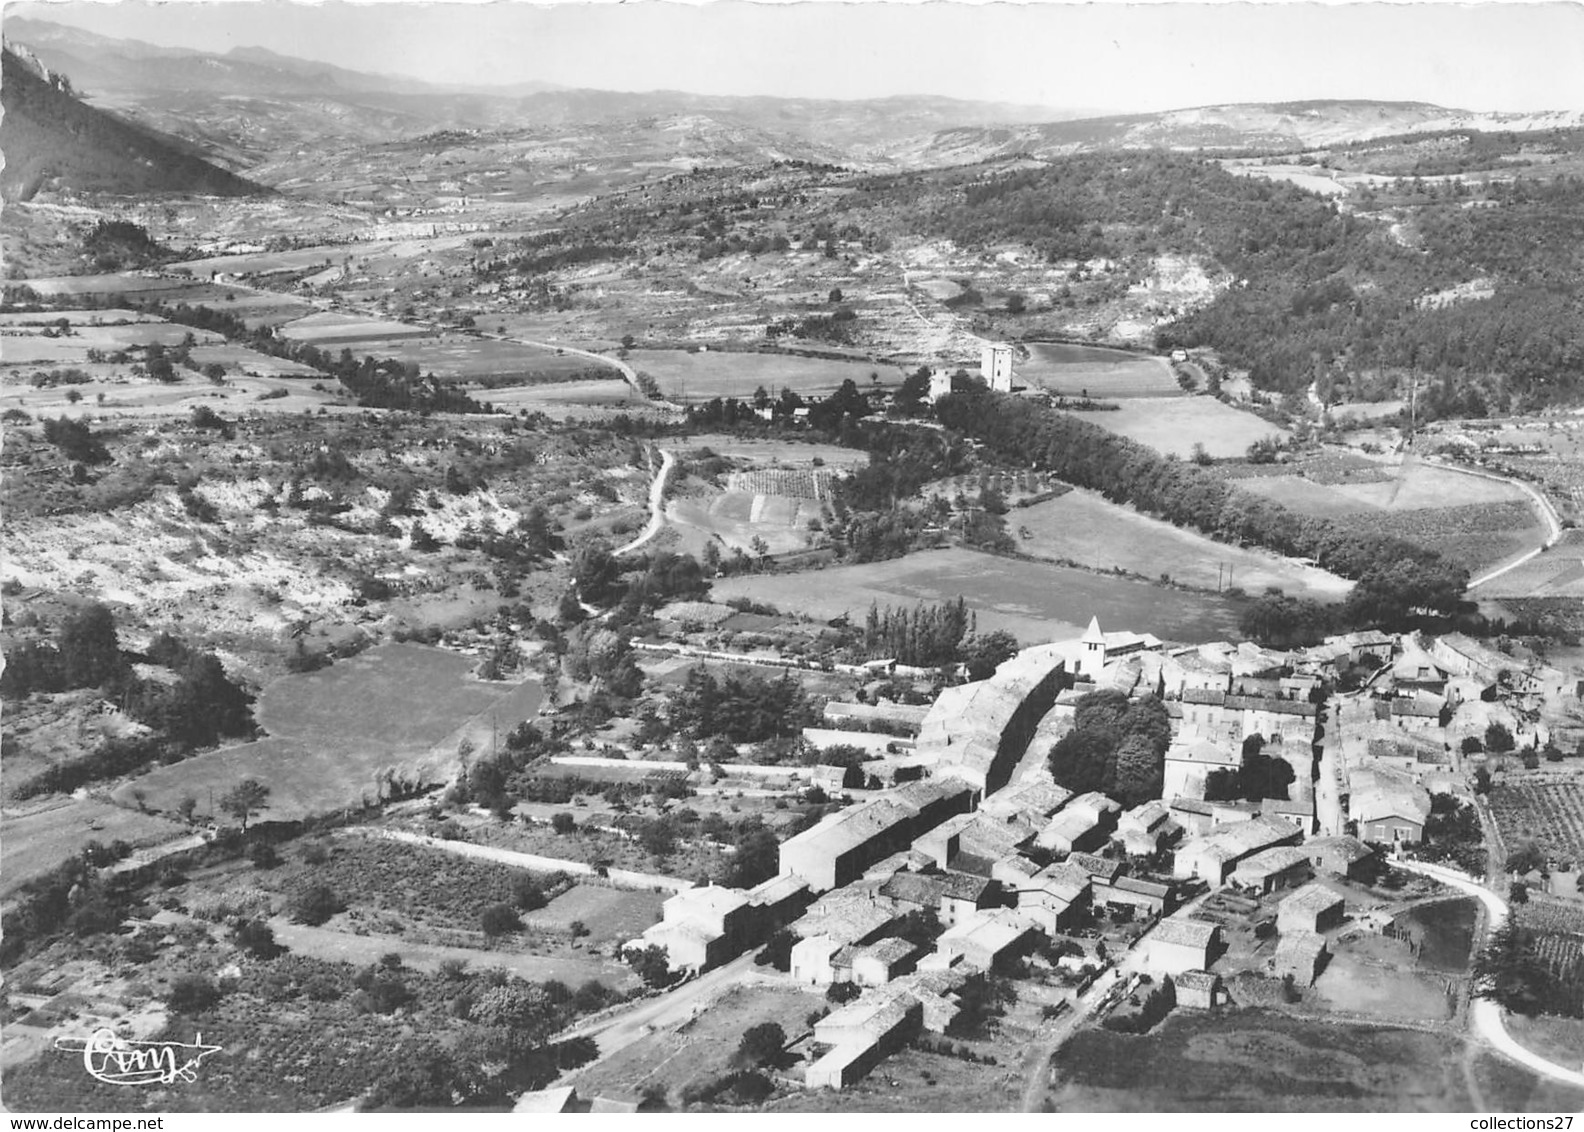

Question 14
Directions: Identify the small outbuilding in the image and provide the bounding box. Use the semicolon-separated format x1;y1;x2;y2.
852;937;920;987
1273;931;1329;984
1276;882;1346;935
1138;915;1222;974
1174;969;1222;1009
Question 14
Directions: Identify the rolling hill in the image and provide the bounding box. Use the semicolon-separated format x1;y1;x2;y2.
0;44;269;201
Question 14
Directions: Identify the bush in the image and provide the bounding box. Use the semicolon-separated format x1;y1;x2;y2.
287;883;343;926
481;902;522;937
735;1021;787;1068
825;981;860;1004
167;974;222;1014
231;918;284;959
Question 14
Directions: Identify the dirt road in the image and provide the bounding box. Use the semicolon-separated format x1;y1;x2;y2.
614;448;676;557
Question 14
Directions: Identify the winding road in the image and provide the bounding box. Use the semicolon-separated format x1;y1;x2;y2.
614;448;676;557
1397;858;1584;1089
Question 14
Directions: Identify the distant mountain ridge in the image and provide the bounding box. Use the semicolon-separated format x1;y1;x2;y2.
0;43;268;201
6;15;1581;183
0;15;1078;167
903;99;1584;165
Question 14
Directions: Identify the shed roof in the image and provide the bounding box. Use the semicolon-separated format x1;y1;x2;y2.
664;883;752;922
1150;916;1220;948
1279;882;1345;919
1306;835;1374;864
1174;969;1220;992
879;872;947;907
940;872;994;902
780;797;914;858
1066;852;1123;882
820;990;920;1037
1275;931;1327;961
750;872;812;907
1232;845;1310;880
857;937;919;966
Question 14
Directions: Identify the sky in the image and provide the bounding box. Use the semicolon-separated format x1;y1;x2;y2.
7;0;1584;114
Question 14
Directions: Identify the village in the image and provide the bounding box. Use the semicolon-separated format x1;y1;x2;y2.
511;610;1584;1109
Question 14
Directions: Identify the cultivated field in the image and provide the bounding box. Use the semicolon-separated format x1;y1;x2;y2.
626;348;902;402
570;983;824;1101
484;378;643;414
1084;397;1289;459
1487;772;1584;865
268;917;634;989
680;435;871;471
1506;1011;1584;1068
276;311;429;341
710;547;1243;644
1020;342;1181;398
520;884;668;945
22;272;199;296
1013;487;1351;600
187;343;322;378
0;799;186;899
281;329;619;385
1046;1010;1475;1111
1233;457;1548;576
1479;530;1584;601
0;308;163;326
110;644;543;822
666;491;825;557
0;322;224;366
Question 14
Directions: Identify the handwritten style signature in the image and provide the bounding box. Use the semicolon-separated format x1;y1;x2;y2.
54;1028;222;1086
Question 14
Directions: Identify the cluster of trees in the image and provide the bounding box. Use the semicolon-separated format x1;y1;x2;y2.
478;238;634;279
1474;919;1584;1018
667;667;814;744
1410;793;1486;875
937;386;1468;624
856;597;971;667
766;307;858;346
41;415;111;465
851;597;1019;677
1;851;135;966
1048;690;1171;808
1203;735;1298;802
2;607;255;764
81;219;174;272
